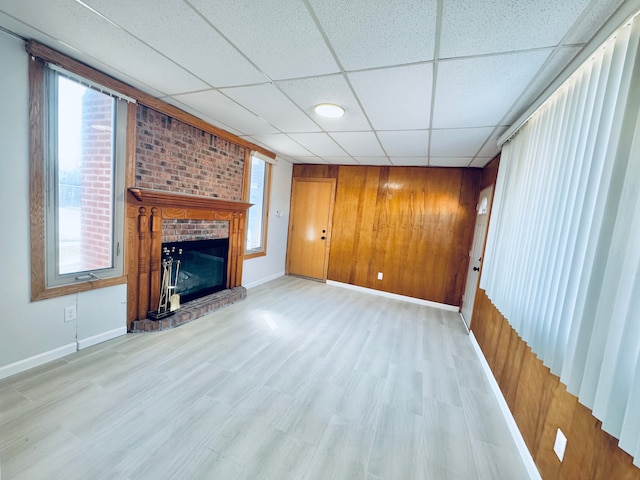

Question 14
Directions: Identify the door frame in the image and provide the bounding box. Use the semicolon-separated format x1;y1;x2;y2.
285;177;337;282
460;184;494;329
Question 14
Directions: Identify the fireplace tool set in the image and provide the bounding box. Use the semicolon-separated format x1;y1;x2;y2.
148;246;182;320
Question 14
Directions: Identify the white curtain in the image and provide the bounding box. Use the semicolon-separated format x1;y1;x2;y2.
482;13;640;466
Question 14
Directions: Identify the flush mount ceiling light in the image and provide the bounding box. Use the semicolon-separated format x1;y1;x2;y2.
314;103;345;118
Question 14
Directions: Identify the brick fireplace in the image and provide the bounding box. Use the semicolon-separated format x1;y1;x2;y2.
126;106;251;331
126;189;250;331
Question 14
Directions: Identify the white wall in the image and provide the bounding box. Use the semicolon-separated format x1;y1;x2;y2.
242;159;293;288
0;32;126;380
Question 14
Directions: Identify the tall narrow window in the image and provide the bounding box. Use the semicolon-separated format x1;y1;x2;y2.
44;67;127;287
244;152;272;257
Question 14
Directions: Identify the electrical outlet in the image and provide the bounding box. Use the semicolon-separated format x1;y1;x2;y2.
64;305;77;322
377;272;383;280
554;428;567;462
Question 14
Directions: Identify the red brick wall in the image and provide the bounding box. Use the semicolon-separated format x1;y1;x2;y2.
162;219;229;243
81;89;114;270
136;106;245;201
135;106;246;243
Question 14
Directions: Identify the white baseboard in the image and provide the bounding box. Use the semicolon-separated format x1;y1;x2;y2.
0;342;77;381
244;271;285;289
469;331;542;480
326;280;460;312
77;326;127;350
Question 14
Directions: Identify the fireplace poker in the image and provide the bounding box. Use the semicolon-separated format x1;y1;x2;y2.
158;256;173;315
169;248;182;312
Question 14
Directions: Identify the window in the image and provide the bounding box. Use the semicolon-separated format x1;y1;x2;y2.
244;152;272;257
30;55;130;299
45;69;127;286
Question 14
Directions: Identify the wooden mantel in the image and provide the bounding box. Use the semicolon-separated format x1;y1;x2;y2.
128;188;252;212
126;188;251;329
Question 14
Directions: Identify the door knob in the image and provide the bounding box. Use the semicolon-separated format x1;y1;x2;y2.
473;266;480;271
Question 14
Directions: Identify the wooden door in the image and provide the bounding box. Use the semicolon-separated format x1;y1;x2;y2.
286;178;336;280
460;185;493;329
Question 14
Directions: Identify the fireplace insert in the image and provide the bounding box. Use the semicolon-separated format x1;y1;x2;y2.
162;237;229;304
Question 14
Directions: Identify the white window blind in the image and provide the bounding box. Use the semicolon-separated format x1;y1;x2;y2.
250;150;277;165
481;13;640;466
47;63;137;104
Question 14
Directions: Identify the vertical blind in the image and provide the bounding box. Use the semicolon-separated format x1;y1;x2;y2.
481;13;640;466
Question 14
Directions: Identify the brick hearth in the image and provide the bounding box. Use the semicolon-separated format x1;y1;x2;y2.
130;286;247;332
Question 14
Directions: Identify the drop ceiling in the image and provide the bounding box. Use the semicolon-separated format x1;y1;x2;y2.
0;0;627;167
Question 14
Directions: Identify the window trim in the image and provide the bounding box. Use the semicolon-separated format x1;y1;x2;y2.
44;69;127;287
243;151;272;259
29;56;128;300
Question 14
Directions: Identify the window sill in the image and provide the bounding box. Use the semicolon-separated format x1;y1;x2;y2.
31;275;127;302
244;251;266;260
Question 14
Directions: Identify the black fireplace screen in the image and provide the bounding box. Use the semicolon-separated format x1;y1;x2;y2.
162;238;229;304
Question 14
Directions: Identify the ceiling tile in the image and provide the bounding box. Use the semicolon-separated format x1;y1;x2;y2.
81;0;267;88
329;132;385;156
353;157;392;166
430;127;495;156
170;90;278;135
378;131;429;157
277;75;370;131
429;157;473;167
563;0;625;44
308;0;437;70
288;133;347;156
0;0;208;95
440;0;591;58
478;127;508;158
470;157;495;168
160;95;243;136
120;56;206;96
248;134;313;157
433;50;551;129
477;144;500;161
322;157;359;165
503;46;581;126
390;157;429;166
291;156;327;164
0;11;167;98
222;84;321;133
188;0;339;80
348;64;432;130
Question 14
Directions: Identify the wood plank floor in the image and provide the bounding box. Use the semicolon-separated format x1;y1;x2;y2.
0;276;529;479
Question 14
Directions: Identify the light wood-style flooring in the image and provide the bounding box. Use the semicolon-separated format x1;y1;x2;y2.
0;276;529;479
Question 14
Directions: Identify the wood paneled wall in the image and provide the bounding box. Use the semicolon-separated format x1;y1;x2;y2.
471;289;640;479
480;154;500;190
292;164;480;306
473;152;639;478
